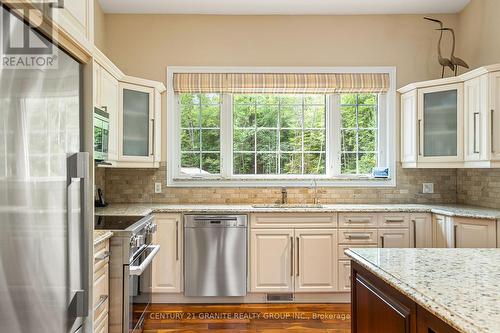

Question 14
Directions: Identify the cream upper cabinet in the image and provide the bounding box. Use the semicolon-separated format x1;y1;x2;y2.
464;76;485;162
401;90;418;165
399;64;500;168
94;63;119;162
119;82;155;163
93;47;165;168
417;83;464;164
152;214;183;293
295;229;337;292
250;229;294;293
51;0;93;51
451;217;496;248
488;72;500;161
118;81;162;167
410;213;432;248
378;229;410;248
463;71;500;166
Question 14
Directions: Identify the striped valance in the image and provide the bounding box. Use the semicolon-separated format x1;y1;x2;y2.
173;73;390;94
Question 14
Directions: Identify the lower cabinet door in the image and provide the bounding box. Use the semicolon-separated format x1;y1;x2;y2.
250;229;294;293
354;272;412;333
295;229;337;292
338;260;351;292
152;214;182;293
378;229;410;248
433;215;452;248
410;213;432;248
94;312;109;333
453;218;496;248
417;305;460;333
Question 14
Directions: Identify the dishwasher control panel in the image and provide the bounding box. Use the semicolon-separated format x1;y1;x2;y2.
184;215;247;228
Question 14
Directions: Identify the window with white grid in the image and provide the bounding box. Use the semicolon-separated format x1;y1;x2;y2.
168;67;395;187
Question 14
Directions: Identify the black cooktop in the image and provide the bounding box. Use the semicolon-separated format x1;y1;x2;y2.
94;215;144;230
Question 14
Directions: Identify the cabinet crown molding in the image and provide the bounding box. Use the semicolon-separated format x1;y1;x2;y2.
398;63;500;94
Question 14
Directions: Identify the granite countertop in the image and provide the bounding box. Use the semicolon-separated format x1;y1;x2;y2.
346;248;500;333
95;203;500;220
93;230;113;246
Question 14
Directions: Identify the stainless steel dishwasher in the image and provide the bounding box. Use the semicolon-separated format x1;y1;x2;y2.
184;215;247;297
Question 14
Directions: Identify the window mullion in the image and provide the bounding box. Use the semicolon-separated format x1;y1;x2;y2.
220;94;233;178
378;93;386;168
301;96;305;174
254;100;257;175
329;94;341;176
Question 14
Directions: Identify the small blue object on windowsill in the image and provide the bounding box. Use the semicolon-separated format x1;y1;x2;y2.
372;167;390;178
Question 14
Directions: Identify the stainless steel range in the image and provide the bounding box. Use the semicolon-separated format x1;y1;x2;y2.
95;215;159;333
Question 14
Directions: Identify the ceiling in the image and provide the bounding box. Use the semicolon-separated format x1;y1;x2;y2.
99;0;470;15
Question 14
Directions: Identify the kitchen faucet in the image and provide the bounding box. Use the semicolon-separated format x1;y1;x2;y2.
281;187;288;205
312;179;319;204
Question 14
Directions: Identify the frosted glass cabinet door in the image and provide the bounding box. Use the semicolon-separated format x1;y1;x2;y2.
423;90;457;156
123;89;149;156
418;83;463;162
119;83;155;162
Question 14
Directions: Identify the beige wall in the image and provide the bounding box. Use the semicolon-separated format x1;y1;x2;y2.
104;14;459;87
457;0;500;69
94;0;106;50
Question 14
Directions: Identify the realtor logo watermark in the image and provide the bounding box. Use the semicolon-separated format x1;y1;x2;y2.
1;1;61;69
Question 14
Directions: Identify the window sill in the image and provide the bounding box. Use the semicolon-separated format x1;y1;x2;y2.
167;176;396;188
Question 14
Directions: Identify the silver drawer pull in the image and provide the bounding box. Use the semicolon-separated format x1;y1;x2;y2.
347;234;371;240
385;219;404;223
347;218;372;223
93;295;108;312
94;251;111;262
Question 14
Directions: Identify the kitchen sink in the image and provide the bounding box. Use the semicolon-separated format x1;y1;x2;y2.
251;204;324;208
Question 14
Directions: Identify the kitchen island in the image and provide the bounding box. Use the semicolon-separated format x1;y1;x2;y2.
346;248;500;333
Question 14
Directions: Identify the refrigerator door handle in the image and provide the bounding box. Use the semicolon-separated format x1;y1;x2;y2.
67;152;90;318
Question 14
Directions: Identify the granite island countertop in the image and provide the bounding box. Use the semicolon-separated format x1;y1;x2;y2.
346;248;500;333
95;203;500;220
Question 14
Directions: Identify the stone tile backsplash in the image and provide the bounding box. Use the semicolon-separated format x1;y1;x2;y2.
100;164;458;205
457;169;500;209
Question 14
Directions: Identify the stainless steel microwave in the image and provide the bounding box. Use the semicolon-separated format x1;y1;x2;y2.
94;107;109;162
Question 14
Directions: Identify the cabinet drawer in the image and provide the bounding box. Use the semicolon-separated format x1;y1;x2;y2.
339;229;378;244
378;213;410;228
93;263;109;320
339;213;378;228
251;213;337;228
338;244;378;260
338;260;351;291
94;239;110;273
94;309;108;333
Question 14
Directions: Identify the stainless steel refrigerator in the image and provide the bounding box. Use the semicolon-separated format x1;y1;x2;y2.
0;5;90;333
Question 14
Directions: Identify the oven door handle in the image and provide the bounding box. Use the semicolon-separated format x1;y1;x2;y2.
129;245;161;276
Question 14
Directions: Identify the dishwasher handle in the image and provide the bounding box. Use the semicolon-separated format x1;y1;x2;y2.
193;217;238;221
